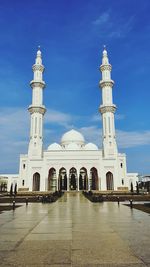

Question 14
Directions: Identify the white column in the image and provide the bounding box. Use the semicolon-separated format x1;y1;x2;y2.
98;177;101;191
87;170;91;191
77;170;79;191
67;169;70;191
45;177;48;191
56;175;59;191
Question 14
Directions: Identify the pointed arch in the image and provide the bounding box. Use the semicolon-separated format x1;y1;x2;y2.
48;168;56;191
59;167;67;191
90;167;98;190
33;172;40;191
79;167;88;190
106;172;114;190
69;167;77;190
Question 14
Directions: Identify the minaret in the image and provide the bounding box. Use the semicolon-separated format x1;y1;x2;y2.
28;48;46;158
99;47;117;157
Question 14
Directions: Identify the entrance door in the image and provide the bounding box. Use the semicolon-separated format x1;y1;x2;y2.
70;174;76;190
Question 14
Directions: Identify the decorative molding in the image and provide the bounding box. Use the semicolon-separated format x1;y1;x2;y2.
28;105;46;115
30;80;45;89
32;64;44;72
99;105;116;114
99;80;114;88
100;64;112;72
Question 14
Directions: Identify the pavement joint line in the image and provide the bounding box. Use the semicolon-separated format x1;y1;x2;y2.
13;202;58;250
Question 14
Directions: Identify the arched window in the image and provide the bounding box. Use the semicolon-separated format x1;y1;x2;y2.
106;172;114;190
69;167;77;190
48;168;56;191
33;172;40;191
90;167;98;190
59;168;67;191
79;167;88;190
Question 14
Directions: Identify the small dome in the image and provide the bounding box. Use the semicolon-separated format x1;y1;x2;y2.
84;143;98;150
61;129;85;146
47;143;62;151
66;143;80;150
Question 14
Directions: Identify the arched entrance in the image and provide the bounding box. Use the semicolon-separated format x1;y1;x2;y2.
79;167;88;190
106;172;114;190
48;168;56;191
90;167;98;190
69;167;77;190
59;168;67;191
33;172;40;191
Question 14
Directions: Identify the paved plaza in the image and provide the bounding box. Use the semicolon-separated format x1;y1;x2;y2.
0;193;150;267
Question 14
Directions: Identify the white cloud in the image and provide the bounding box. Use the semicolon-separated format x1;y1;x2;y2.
92;11;134;39
115;114;125;120
79;126;102;147
91;113;125;122
92;12;110;26
78;126;150;149
45;109;74;129
117;130;150;148
91;114;101;122
0;106;150;173
0;107;29;142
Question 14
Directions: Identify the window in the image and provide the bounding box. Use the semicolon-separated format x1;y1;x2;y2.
23;164;25;169
122;179;124;185
22;180;25;186
120;163;123;168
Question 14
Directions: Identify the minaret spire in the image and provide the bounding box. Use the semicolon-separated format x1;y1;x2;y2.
99;48;117;157
28;48;46;158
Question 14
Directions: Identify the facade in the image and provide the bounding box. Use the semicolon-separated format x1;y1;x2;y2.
17;48;137;192
0;174;18;193
138;175;150;192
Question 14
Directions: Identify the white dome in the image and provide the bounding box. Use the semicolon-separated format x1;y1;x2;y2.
61;129;85;146
84;143;98;150
47;143;62;151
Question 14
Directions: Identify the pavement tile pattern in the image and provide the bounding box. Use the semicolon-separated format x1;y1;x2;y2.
0;192;149;266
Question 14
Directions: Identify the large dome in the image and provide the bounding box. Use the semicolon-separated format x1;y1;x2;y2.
61;129;85;149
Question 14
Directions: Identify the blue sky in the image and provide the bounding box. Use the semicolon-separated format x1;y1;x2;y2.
0;0;150;174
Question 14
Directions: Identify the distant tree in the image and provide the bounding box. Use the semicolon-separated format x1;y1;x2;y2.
14;183;17;196
136;182;139;194
10;183;13;196
130;182;133;193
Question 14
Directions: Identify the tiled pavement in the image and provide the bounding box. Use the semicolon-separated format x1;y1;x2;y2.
0;192;149;266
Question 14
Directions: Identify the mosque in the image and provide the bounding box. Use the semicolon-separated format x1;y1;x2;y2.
0;48;138;192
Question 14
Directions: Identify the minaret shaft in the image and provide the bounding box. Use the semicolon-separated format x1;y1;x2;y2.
28;49;46;158
99;49;117;157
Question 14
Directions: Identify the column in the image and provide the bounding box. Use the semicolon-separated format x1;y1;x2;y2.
67;169;70;191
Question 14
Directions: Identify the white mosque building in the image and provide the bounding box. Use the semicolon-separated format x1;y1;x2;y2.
0;48;138;192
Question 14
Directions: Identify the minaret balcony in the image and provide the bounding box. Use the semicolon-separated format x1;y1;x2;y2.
30;80;45;89
100;64;112;72
99;104;117;114
99;80;114;89
28;105;46;115
32;64;44;72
